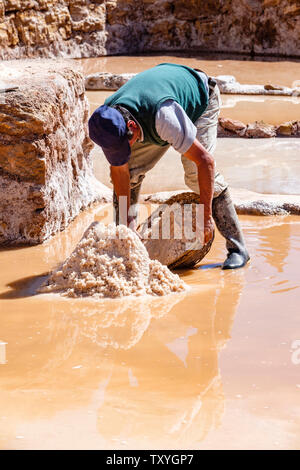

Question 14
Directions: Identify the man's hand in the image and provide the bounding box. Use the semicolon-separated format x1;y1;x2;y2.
110;163;131;226
110;164;142;238
204;215;214;244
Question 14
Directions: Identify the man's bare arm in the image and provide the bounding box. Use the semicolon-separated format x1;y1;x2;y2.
110;163;131;226
184;139;215;243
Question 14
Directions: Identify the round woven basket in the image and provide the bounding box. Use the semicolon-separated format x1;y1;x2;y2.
138;192;214;269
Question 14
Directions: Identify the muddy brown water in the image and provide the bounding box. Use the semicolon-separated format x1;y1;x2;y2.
221;95;300;125
1;56;300;450
78;54;300;88
0;204;300;450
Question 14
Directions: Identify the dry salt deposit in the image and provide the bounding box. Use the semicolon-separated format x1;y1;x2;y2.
39;222;187;298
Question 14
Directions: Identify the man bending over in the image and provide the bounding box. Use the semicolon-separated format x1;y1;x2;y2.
88;63;249;269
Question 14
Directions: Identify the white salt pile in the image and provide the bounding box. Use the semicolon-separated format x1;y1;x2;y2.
39;222;187;298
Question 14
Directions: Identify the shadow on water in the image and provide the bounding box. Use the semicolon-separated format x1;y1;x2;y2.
0;263;222;299
196;262;223;270
173;262;223;278
0;273;49;299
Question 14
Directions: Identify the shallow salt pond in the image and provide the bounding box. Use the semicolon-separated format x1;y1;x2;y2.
0;204;299;450
0;55;300;450
221;95;300;125
78;54;300;88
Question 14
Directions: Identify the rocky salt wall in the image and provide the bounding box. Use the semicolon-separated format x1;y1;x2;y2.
0;1;299;60
0;60;110;245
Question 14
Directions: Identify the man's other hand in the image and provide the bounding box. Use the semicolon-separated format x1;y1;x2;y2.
204;215;214;245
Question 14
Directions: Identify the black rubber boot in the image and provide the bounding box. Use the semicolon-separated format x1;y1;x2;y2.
212;189;250;270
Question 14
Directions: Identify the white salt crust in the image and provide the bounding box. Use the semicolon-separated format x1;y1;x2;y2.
39;222;187;298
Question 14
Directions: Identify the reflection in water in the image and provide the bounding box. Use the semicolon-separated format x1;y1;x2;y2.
0;269;243;449
259;223;291;274
95;272;244;448
46;293;186;353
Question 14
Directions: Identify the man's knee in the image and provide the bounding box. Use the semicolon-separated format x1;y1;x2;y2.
213;172;229;198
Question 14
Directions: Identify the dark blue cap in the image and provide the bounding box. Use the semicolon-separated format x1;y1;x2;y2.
88;105;131;166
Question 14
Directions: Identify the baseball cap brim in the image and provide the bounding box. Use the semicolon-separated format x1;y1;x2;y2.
88;105;131;166
101;139;131;166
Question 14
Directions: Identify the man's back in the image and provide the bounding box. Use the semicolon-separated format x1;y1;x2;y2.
105;63;209;145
